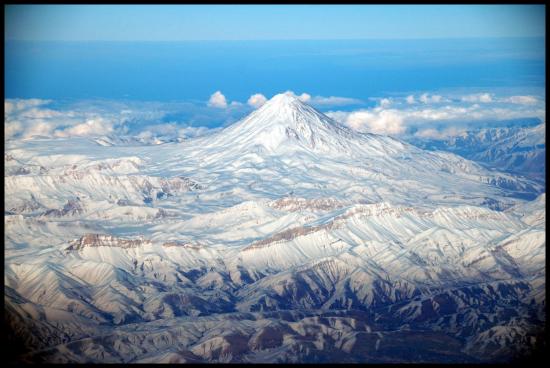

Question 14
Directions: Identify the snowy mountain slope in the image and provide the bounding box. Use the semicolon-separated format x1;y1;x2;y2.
5;95;543;213
507;192;546;227
408;123;546;184
4;93;545;363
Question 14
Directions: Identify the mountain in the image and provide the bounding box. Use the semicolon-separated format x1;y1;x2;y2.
201;93;360;154
4;93;545;363
407;123;546;185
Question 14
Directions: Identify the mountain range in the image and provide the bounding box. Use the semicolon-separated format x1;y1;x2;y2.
408;123;545;185
4;93;545;363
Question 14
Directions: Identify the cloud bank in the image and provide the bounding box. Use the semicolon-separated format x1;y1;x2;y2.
5;91;544;142
4;98;133;140
4;99;52;115
461;93;493;103
503;95;539;105
4;99;223;142
327;92;545;136
419;93;443;104
282;90;362;107
329;108;405;135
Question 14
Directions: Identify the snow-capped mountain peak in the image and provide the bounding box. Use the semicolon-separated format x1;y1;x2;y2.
252;92;319;121
259;91;302;108
249;92;346;133
204;93;355;153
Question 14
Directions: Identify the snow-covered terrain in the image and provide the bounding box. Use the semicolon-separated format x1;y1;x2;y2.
407;123;546;185
4;93;545;363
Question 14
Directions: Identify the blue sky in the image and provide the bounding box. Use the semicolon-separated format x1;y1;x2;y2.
5;5;545;41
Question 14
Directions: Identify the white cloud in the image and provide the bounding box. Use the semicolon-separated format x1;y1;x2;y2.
503;95;538;105
6;92;544;142
4;101;15;115
284;91;311;103
135;123;177;137
419;93;443;104
413;128;441;139
406;95;416;104
247;93;268;108
328;107;406;135
282;90;361;106
135;123;213;141
461;93;493;103
19;108;65;119
4;98;232;142
420;93;443;104
404;104;543;123
311;96;361;106
178;125;213;138
208;91;228;108
324;110;349;124
54;117;115;138
5;98;123;140
414;127;466;140
5;120;23;138
407;106;466;121
478;93;493;103
4;99;52;115
22;121;56;138
135;130;153;141
297;93;311;103
379;98;392;108
328;93;545;136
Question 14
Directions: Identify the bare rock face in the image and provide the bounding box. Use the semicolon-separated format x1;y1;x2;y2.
154;208;169;219
143;177;204;202
245;204;415;250
116;199;132;206
162;241;203;249
67;235;206;251
8;195;46;215
66;234;150;251
44;198;84;217
160;176;204;193
269;197;344;212
135;176;204;204
249;326;287;350
245;225;325;250
191;333;249;362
